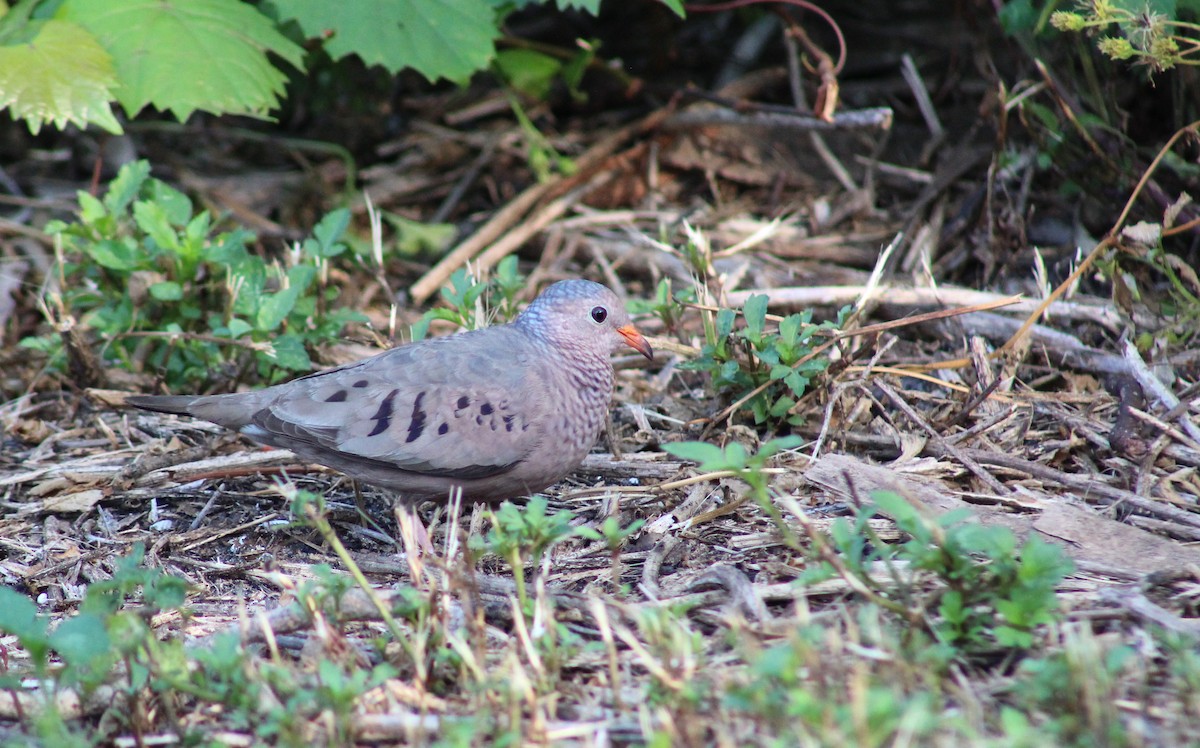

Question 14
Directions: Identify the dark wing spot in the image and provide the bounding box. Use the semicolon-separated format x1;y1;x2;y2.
503;415;516;432
475;415;483;425
406;391;428;443
324;390;348;402
437;423;449;435
368;389;399;437
480;402;494;415
456;395;470;410
353;379;370;388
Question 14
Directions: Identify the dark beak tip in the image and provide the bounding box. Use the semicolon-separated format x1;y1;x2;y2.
618;325;654;361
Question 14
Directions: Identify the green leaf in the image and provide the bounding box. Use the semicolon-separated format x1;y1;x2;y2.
255;265;314;332
0;587;44;641
758;435;802;457
310;208;350;257
133;200;180;252
870;491;920;526
384;213;455;256
723;442;748;469
268;0;498;83
939;589;966;624
495;49;562;100
146;179;193;226
741;294;768;344
226;318;252;338
778;314;801;346
75;192;107;224
59;0;305;121
768;396;795;418
48;612;111;667
555;0;602;12
149;281;183;301
88;238;143;270
994;625;1034;649
715;308;736;339
268;333;312;371
0;18;122;134
103;160;151;215
655;0;686;18
664;441;726;470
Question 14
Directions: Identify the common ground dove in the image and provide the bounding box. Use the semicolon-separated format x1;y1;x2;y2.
127;280;653;502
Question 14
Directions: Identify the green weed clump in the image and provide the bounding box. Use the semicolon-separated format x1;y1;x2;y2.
411;256;527;339
821;491;1075;658
683;293;846;425
24;160;367;390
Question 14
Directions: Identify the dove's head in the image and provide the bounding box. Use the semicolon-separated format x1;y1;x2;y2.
516;280;653;360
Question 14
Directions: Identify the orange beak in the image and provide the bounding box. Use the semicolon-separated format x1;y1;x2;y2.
617;324;654;360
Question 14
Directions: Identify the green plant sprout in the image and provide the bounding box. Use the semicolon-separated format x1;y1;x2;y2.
577;515;647;593
666;436;804;547
1052;2;1200;72
474;496;578;614
826;491;1075;656
682;293;846;425
626;277;696;336
0;545;189;742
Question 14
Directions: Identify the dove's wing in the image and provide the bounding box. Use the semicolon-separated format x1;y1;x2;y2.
244;327;548;480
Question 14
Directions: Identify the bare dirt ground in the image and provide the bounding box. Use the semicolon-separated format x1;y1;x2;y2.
1;2;1199;745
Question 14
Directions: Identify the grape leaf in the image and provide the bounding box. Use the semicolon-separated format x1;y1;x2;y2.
0;19;121;134
268;0;498;83
59;0;305;121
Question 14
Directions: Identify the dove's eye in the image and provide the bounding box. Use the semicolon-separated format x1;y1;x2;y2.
590;306;608;324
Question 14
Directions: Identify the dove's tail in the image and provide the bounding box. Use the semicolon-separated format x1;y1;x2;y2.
126;393;261;430
126;394;201;416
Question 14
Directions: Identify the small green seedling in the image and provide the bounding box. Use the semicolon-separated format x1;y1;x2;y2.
475;496;578;613
682;294;846;425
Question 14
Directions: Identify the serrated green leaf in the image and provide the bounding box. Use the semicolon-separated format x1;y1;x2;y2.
0;18;122;134
742;294;767;343
268;0;497;83
59;0;305;121
77;191;107;224
133;201;179;252
555;0;602;12
146;180;193;226
783;370;809;398
311;208;350;256
267;333;311;370
103;160;151;214
768;396;794;418
778;314;801;345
